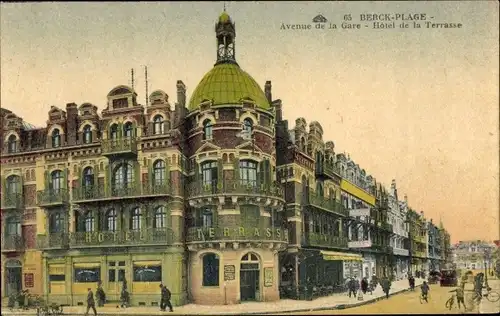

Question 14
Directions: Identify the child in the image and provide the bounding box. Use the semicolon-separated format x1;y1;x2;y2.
449;283;466;310
420;281;430;302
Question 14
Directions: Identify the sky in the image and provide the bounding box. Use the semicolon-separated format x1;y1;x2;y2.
1;1;499;243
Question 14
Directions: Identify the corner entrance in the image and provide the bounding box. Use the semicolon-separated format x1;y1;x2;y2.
5;259;22;297
240;253;260;302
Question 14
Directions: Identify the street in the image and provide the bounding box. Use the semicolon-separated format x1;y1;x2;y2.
277;284;465;315
480;279;500;314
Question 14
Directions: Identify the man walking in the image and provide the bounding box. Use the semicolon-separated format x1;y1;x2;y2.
381;276;391;299
85;288;97;316
160;284;173;312
347;277;357;298
449;282;466;310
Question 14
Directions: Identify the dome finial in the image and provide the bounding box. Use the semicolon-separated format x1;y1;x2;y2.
224;1;226;12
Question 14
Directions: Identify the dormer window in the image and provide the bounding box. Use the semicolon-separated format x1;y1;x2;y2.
83;125;92;144
203;119;213;140
243;118;253;134
52;129;61;148
7;135;17;153
153;115;164;135
124;122;133;138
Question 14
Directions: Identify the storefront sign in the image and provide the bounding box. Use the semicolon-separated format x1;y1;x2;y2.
264;267;273;287
24;273;34;288
224;265;235;281
193;227;288;241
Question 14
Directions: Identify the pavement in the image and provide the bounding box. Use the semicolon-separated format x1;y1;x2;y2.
479;279;500;314
0;278;424;315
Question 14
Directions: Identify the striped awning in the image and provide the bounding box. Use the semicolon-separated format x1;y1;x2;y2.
320;250;363;262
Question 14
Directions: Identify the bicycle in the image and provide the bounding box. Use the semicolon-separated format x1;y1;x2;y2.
482;287;500;303
445;294;455;310
419;292;429;304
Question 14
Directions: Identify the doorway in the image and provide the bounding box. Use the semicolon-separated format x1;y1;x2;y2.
5;260;22;297
240;253;260;302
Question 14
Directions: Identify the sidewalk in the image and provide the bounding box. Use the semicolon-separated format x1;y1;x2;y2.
479;279;500;314
1;278;424;315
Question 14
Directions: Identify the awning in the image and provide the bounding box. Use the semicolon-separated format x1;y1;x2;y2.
320;250;363;262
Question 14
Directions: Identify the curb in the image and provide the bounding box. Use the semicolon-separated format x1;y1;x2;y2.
1;285;423;316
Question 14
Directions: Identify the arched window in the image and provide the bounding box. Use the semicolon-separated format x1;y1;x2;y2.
202;253;220;286
106;209;117;232
6;175;20;194
153;160;165;185
83;125;92;144
52;129;61;148
82;167;94;187
49;213;63;233
154;206;167;228
112;163;133;193
123;122;134;138
243;118;253;134
130;208;142;231
196;208;213;227
239;160;257;187
153;115;164;135
110;124;119;140
51;170;63;191
203;119;213;140
7;135;17;153
84;211;95;232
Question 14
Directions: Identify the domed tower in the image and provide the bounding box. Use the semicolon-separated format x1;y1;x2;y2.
184;11;287;305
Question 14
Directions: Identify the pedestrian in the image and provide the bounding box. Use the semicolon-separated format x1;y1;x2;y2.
449;282;466;310
96;281;105;307
347;277;357;298
361;277;368;295
409;275;415;291
420;281;430;303
160;284;173;312
120;279;129;308
380;276;391;299
85;288;97;316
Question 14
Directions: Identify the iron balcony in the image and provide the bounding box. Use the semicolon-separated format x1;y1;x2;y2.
301;232;348;249
69;228;175;248
305;193;348;217
1;192;24;210
101;137;138;157
1;234;25;252
187;179;284;200
72;181;173;203
36;189;69;207
37;232;70;250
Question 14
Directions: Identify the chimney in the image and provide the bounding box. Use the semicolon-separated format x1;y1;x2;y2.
272;99;282;121
66;103;78;146
265;81;272;103
176;80;186;107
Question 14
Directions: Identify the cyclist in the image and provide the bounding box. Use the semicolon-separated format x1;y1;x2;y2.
420;281;430;303
449;282;466;310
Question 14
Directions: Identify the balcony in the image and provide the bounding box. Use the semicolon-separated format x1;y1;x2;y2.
302;232;348;249
37;233;70;250
187;180;284;200
348;208;371;218
380;222;394;232
1;235;25;252
69;228;174;248
393;248;410;256
315;164;340;179
72;182;172;203
305;193;348;217
101;137;138;157
186;226;288;244
348;240;372;248
36;189;69;207
1;193;23;210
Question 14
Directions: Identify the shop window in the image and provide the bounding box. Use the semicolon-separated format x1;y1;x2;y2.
133;264;162;282
202;253;220;287
74;268;100;283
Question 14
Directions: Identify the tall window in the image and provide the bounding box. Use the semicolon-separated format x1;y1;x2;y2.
153;160;165;185
6;176;20;194
83;125;92;144
85;211;95;232
52;129;61;148
202;253;220;286
201;161;218;186
6;217;21;236
113;163;133;192
49;213;63;233
203;119;213;140
110;124;118;140
51;170;63;191
243;118;253;134
316;182;324;197
7;135;17;153
106;209;117;232
123;122;133;138
130;208;142;231
154;206;167;228
153;115;164;135
198;208;213;227
83;167;94;187
239;160;257;186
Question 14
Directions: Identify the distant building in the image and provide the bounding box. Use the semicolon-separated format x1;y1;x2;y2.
452;240;496;272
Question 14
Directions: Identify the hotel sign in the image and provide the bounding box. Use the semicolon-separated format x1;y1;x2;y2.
190;227;289;242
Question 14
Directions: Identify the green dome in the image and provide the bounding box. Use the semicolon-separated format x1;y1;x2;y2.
188;63;270;111
219;12;230;23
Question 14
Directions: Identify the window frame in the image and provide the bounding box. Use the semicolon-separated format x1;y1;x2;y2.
83;125;93;144
239;160;258;187
7;135;17;153
51;129;61;148
202;253;220;287
202;119;213;140
153;115;164;135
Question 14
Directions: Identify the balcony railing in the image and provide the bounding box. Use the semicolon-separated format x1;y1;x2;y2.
187;180;283;200
37;233;70;249
36;189;69;206
305;193;348;216
186;226;289;243
315;164;340;179
1;193;24;209
69;228;174;247
393;248;410;256
1;234;25;251
72;181;172;202
348;240;373;248
381;222;394;232
302;232;348;249
101;137;138;156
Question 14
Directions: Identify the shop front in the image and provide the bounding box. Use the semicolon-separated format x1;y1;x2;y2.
361;253;377;281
